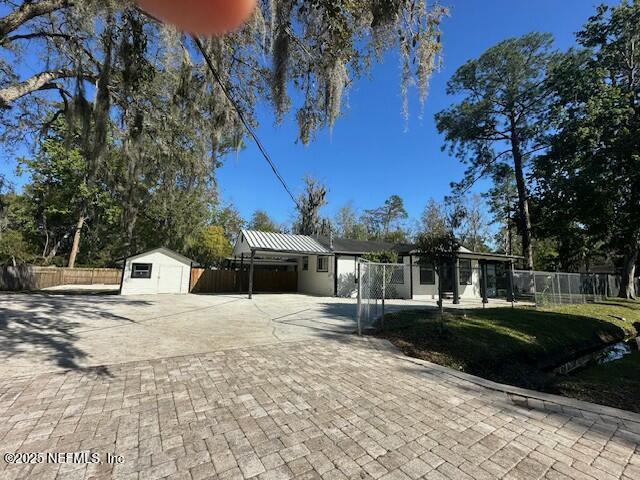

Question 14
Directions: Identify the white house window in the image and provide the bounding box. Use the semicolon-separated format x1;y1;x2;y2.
132;263;152;279
303;257;309;271
420;265;435;285
459;259;472;285
317;256;329;272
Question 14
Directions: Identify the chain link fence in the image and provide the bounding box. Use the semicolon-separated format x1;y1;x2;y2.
512;270;630;306
356;260;519;332
357;260;408;333
356;260;637;331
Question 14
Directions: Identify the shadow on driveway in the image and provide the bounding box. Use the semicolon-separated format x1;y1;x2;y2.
0;294;151;375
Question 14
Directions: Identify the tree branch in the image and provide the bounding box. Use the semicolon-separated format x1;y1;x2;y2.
0;0;74;41
3;30;74;45
0;69;93;108
459;149;514;195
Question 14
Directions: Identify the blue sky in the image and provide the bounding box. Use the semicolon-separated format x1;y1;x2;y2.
215;0;617;227
1;0;618;228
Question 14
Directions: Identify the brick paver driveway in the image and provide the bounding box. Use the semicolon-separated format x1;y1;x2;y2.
0;338;638;480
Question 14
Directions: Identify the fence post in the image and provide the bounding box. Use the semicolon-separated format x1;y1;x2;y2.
357;261;362;336
381;265;386;331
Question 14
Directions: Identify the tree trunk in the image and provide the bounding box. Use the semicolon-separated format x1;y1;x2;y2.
44;233;70;264
68;214;86;268
124;207;139;257
510;121;534;270
619;248;637;300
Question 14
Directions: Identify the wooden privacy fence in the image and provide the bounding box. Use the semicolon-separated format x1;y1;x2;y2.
0;266;122;292
190;269;298;294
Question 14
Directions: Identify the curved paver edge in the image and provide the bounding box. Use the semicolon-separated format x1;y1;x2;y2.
361;337;640;425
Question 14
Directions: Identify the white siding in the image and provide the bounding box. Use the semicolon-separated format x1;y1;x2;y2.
297;255;335;297
121;250;191;295
336;255;358;298
459;259;482;298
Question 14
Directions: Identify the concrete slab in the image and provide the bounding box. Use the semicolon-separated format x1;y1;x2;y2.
0;293;364;377
40;284;120;294
0;292;528;378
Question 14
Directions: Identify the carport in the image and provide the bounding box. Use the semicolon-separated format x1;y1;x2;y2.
232;230;333;298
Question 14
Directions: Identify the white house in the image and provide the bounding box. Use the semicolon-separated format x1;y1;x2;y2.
231;230;522;301
120;247;195;296
232;230;335;297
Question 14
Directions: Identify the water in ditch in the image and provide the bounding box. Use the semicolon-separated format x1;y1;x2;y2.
554;337;639;375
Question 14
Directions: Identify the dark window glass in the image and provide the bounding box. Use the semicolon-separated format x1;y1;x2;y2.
317;256;329;272
460;259;472;285
132;263;152;279
303;257;309;271
420;266;435;285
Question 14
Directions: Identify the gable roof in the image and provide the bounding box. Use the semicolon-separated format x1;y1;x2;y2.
235;230;331;255
124;247;196;265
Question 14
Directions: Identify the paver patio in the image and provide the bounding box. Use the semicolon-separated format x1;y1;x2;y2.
0;337;638;480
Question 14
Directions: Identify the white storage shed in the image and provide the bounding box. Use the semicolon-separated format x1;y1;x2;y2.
120;247;194;296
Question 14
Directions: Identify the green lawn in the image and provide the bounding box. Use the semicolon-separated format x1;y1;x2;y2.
377;299;640;411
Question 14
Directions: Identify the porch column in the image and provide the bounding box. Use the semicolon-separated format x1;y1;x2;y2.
507;260;515;303
239;253;244;292
409;254;414;299
248;250;256;299
481;261;489;305
453;258;460;305
334;255;339;297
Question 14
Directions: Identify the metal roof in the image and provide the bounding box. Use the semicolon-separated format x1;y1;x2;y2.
240;230;331;254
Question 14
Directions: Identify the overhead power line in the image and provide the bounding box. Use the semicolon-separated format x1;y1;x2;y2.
135;7;300;210
192;36;300;210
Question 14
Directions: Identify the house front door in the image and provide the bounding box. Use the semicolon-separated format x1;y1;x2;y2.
440;261;455;293
486;264;498;298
